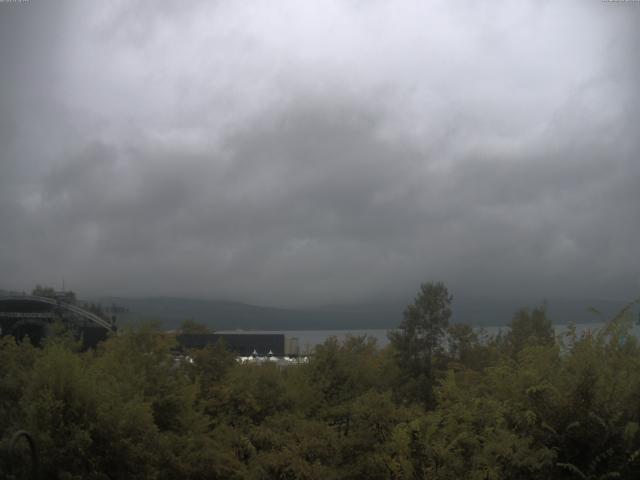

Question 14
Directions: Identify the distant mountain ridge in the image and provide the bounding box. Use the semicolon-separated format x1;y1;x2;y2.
91;296;401;330
3;287;633;330
88;295;634;331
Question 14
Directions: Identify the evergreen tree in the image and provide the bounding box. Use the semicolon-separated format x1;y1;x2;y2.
389;281;452;406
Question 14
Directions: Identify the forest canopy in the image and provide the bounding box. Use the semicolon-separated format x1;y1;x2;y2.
1;284;640;479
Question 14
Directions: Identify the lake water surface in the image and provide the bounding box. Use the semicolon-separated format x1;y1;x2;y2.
218;322;640;354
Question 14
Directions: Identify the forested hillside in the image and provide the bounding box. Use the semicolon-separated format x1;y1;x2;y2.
1;285;640;479
91;295;628;330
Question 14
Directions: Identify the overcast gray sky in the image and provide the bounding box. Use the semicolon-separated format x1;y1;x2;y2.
0;0;638;307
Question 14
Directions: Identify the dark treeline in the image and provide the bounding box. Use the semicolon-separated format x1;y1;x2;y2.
1;282;640;479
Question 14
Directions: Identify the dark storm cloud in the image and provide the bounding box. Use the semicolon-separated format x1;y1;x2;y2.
0;0;638;306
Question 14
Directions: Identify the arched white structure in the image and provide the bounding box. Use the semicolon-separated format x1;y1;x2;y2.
0;294;115;332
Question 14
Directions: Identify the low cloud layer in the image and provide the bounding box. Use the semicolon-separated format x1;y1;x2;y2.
1;0;638;306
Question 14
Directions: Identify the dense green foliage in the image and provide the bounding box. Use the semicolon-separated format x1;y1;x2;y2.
1;288;640;479
389;282;453;407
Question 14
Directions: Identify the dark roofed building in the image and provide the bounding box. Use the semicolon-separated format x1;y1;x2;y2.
177;333;285;357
